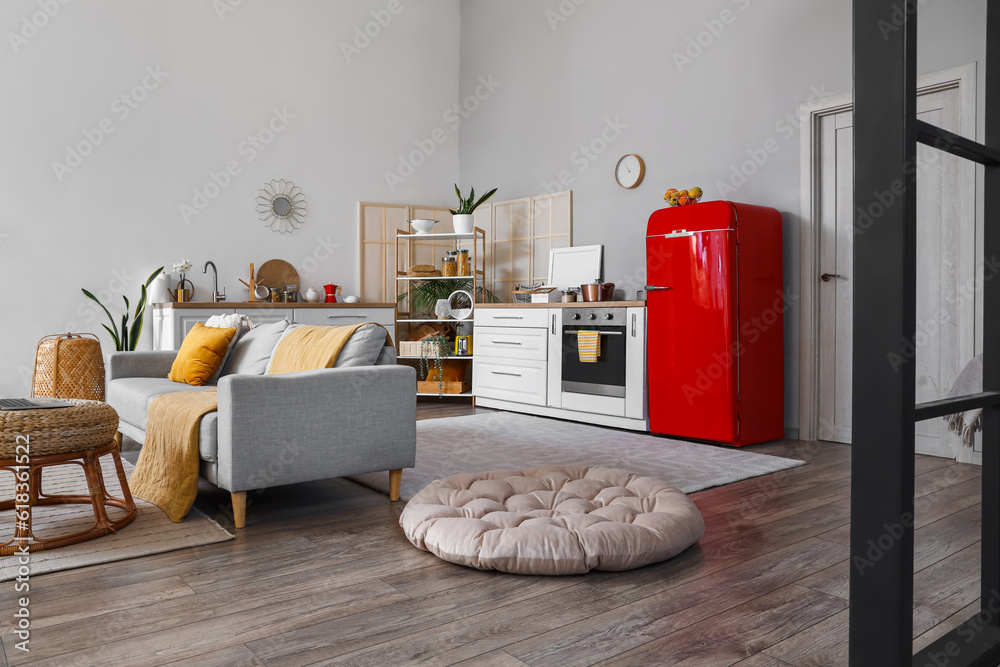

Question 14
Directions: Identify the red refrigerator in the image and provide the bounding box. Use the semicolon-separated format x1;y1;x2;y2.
645;201;784;446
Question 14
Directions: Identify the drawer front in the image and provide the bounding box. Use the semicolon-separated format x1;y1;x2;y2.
293;307;395;327
473;357;547;406
474;308;548;329
474;327;548;361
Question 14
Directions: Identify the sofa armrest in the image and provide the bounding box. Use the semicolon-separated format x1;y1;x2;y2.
107;351;178;380
214;365;416;492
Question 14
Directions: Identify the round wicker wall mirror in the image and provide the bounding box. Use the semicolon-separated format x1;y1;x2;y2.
256;179;307;234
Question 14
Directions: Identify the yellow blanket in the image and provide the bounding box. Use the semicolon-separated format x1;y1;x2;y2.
130;323;386;522
129;389;219;523
267;323;385;374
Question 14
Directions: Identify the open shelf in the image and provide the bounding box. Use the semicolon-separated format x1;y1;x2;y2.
416;392;474;398
398;232;480;241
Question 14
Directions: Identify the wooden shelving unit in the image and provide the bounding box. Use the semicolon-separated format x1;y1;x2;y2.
394;228;487;399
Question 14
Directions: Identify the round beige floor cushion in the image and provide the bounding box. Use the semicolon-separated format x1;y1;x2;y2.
399;465;705;575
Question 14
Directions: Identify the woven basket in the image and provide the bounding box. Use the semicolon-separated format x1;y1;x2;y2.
0;399;118;457
31;333;106;401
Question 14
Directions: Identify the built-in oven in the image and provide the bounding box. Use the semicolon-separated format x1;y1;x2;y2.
561;308;628;398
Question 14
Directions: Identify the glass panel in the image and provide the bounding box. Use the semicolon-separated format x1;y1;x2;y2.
511;239;531;280
364;206;384;242
511;202;531;239
386;206;409;235
363;244;383;302
551;193;571;236
534;238;550;282
533;198;552;236
494;204;511;241
384;246;396;303
493;241;512;283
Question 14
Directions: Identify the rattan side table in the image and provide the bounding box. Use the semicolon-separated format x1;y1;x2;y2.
0;399;136;555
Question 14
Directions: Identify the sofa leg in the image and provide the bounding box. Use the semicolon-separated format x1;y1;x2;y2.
231;491;247;529
389;469;402;501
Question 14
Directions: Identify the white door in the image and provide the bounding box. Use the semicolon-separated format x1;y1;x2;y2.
816;73;977;458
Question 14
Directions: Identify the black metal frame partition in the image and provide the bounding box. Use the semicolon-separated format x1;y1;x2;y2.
851;1;1000;665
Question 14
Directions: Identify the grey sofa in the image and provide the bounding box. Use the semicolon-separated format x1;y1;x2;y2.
106;326;416;529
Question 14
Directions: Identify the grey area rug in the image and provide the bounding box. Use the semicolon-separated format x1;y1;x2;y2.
350;412;804;501
0;456;233;581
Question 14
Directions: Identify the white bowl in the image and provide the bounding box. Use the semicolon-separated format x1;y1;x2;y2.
409;219;438;234
342;295;361;303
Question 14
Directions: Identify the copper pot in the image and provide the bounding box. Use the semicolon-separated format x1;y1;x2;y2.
580;281;615;302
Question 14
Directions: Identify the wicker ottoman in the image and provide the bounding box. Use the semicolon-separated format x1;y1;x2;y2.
0;399;136;555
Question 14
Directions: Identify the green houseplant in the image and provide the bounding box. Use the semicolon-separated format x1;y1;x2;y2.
398;278;499;318
450;184;497;234
82;267;164;351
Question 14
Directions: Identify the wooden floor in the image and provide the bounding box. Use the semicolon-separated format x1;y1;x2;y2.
0;399;984;666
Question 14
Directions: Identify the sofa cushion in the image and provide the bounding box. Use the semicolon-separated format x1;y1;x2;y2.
263;322;389;373
107;378;220;463
108;377;214;431
221;318;292;376
168;323;236;386
204;313;256;384
333;323;392;368
374;345;397;366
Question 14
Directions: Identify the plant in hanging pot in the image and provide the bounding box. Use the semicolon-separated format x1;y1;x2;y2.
450;184;497;234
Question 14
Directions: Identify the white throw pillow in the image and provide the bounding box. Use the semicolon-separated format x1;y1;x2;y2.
204;313;257;383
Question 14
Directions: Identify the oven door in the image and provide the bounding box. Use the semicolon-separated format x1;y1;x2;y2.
561;325;627;397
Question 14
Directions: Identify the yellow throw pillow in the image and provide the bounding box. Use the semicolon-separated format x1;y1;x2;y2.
168;322;237;386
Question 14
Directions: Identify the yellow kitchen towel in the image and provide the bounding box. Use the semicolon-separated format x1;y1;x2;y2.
577;330;600;363
129;389;219;522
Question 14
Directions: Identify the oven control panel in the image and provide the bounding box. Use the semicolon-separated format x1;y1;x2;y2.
566;308;627;324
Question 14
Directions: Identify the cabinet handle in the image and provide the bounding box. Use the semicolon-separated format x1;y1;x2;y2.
491;370;522;377
494;316;524;320
492;341;523;345
551;314;556;335
327;315;366;319
632;313;636;337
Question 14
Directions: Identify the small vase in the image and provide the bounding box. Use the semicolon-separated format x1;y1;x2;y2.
452;214;474;234
435;299;451;320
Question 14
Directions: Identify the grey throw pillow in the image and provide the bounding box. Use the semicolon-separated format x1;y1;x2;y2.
334;323;391;367
221;318;292;376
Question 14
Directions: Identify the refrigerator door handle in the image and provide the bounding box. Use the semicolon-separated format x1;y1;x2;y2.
644;285;672;291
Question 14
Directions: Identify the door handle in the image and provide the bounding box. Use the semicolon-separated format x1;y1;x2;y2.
551;314;556;335
820;273;843;282
632;313;636;337
644;285;671;291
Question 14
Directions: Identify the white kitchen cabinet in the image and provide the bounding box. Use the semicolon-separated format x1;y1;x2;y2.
625;307;647;420
472;358;548;405
152;304;394;351
473;304;649;432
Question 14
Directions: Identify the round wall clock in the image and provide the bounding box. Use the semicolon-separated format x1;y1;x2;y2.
615;154;645;189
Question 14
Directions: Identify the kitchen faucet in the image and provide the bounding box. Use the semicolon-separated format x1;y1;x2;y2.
203;261;226;302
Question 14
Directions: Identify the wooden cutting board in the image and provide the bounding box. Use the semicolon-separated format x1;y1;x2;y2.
256;259;300;291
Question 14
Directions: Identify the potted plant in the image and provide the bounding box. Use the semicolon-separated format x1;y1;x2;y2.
450;184;497;234
82;267;164;351
398;278;499;318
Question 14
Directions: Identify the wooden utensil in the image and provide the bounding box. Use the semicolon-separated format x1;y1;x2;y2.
256;259;300;292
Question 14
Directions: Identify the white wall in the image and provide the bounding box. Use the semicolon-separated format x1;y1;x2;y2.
0;0;460;396
456;0;987;435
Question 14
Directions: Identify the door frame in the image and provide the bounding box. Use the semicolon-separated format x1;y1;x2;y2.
797;63;977;443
